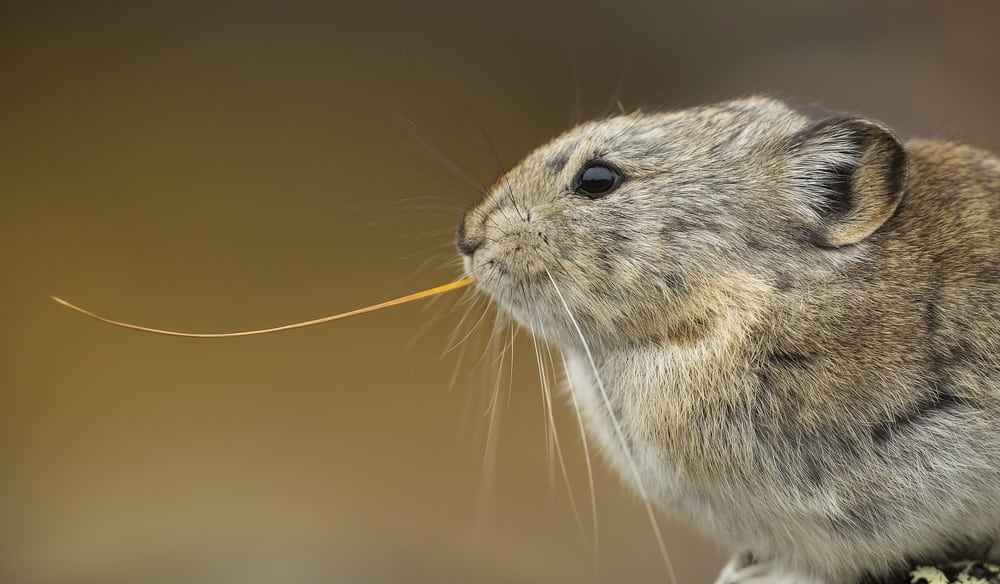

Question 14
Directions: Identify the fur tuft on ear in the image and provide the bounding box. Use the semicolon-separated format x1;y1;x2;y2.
788;117;908;247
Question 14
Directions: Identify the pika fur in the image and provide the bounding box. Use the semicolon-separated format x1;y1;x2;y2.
456;96;1000;584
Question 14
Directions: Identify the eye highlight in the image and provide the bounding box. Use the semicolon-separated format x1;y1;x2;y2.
574;162;623;198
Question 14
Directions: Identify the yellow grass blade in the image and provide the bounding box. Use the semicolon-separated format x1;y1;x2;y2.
51;277;476;338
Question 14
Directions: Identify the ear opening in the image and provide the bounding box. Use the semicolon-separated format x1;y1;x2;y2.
789;117;908;247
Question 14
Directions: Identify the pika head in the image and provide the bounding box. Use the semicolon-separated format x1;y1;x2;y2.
457;96;905;350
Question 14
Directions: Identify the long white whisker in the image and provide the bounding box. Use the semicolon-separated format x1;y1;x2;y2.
448;294;494;445
473;306;510;371
555;348;600;576
529;315;556;491
452;331;476;444
446;295;494;354
537;249;600;572
529;312;586;540
522;283;555;491
506;324;516;409
454;302;498;447
545;268;677;584
476;318;510;532
446;296;480;392
426;285;480;352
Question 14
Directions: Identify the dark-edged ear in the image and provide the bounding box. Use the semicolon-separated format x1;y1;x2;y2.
788;117;908;247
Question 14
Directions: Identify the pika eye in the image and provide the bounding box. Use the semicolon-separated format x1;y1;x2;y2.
575;162;622;198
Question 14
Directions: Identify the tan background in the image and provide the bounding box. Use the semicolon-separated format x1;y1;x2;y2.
3;2;999;583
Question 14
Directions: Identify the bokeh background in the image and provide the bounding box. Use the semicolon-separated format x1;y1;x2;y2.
4;2;999;583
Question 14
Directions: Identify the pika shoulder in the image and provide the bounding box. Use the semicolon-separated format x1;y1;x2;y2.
456;96;1000;584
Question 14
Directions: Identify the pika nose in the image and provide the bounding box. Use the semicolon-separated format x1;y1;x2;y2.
456;217;484;257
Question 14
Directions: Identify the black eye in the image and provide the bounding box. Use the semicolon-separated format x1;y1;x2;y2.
575;162;622;198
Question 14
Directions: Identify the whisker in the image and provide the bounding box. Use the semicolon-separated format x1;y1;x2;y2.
445;313;473;395
476;318;511;532
433;285;484;350
464;105;526;222
394;114;488;196
524;299;556;493
465;130;518;227
400;225;463;243
672;2;701;76
601;43;636;119
606;109;647;148
456;305;502;448
400;242;459;260
446;295;494;354
530;273;601;569
528;307;587;544
451;306;480;444
648;2;702;110
532;244;601;570
393;195;470;213
544;268;677;584
556;348;601;578
404;276;468;351
557;29;584;125
406;250;450;277
539;330;600;575
473;303;511;371
506;323;516;410
484;216;512;238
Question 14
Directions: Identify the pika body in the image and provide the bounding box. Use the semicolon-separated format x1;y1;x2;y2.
456;96;1000;584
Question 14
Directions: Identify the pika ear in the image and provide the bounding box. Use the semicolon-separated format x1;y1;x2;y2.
788;117;908;247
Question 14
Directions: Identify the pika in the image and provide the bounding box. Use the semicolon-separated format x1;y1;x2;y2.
456;96;1000;584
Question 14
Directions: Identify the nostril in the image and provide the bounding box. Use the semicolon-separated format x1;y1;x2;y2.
456;220;484;256
457;233;484;256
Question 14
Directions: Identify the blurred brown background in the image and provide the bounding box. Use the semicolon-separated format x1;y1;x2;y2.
3;1;999;583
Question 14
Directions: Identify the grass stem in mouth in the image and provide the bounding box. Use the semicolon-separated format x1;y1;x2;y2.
51;277;476;338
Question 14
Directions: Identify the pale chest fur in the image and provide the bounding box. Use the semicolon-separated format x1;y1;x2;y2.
563;346;849;575
561;338;771;510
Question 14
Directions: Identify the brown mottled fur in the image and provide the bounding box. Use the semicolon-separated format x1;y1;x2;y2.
457;97;1000;584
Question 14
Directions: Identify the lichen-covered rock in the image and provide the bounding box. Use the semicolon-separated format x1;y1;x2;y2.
877;561;1000;584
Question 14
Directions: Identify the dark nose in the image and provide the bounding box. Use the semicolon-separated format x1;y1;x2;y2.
456;217;483;256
